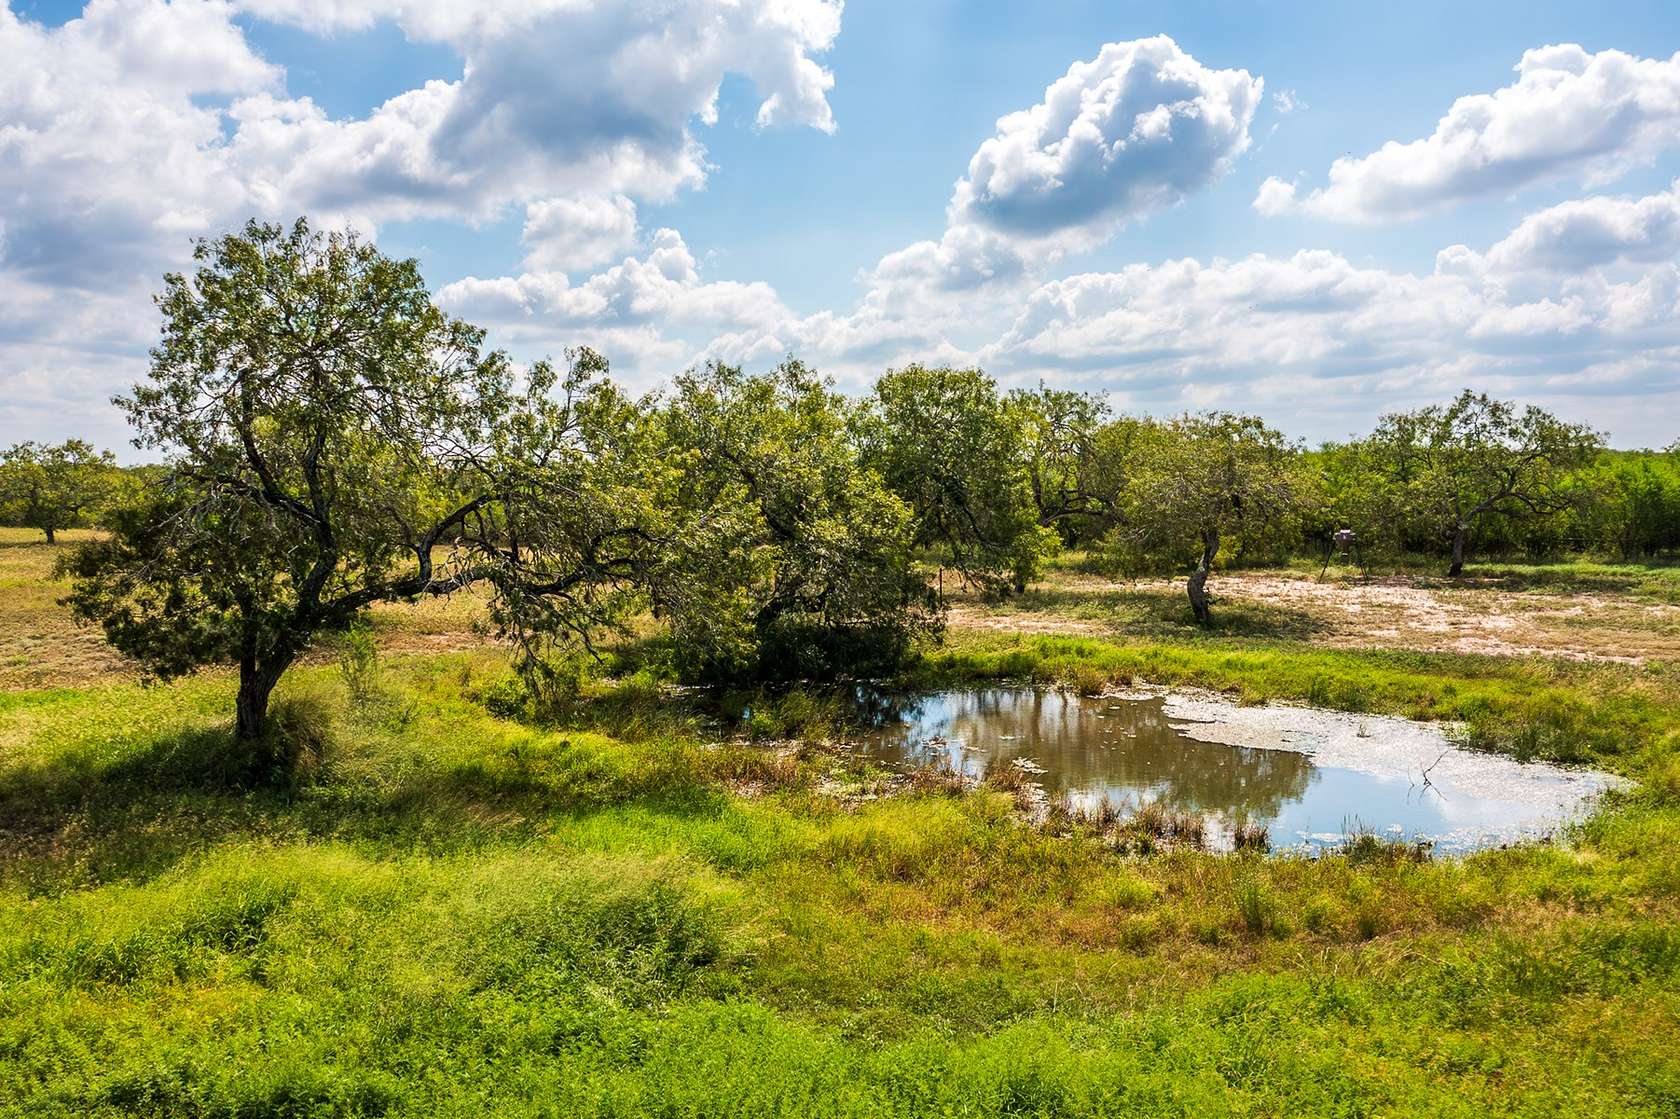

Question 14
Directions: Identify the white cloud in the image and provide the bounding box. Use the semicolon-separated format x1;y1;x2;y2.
0;0;841;445
1260;45;1680;222
0;0;842;282
435;229;796;386
1252;177;1298;217
0;0;278;282
951;36;1262;249
520;195;641;273
1477;182;1680;272
979;240;1680;427
842;37;1264;334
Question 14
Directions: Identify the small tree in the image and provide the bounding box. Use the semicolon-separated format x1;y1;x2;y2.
1121;414;1299;623
1006;384;1123;544
62;219;661;749
658;360;939;681
857;365;1054;595
0;439;118;542
1367;391;1602;575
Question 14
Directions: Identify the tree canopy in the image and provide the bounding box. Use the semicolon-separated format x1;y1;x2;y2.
657;360;940;682
1007;385;1123;545
1117;413;1300;622
858;365;1054;595
0;439;118;542
61;219;664;749
1366;391;1602;574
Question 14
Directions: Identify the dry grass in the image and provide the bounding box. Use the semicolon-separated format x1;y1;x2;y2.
0;528;130;689
902;761;971;797
0;531;501;690
947;563;1680;664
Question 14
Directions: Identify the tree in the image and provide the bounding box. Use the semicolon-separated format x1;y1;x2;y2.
657;360;940;681
857;365;1054;595
1367;391;1602;575
1120;413;1300;623
0;439;118;542
61;219;661;749
1006;384;1124;544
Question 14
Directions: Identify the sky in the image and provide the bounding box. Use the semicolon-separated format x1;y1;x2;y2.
4;0;1680;455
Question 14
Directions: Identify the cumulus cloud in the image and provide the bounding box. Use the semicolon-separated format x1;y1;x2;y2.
979;238;1680;427
952;36;1261;248
848;36;1263;326
435;229;797;385
1473;182;1680;272
521;195;641;273
1259;45;1680;222
0;0;842;284
0;0;278;282
0;0;841;443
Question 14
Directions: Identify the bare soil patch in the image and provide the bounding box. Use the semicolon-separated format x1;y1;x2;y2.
952;568;1680;664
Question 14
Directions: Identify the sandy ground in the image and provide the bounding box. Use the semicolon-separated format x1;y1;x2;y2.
953;570;1680;664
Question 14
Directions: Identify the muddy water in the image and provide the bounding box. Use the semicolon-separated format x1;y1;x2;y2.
846;687;1623;853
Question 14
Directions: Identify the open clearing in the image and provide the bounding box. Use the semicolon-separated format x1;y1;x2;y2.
953;565;1680;664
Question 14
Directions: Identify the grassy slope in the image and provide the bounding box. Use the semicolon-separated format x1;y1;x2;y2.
2;536;1680;1116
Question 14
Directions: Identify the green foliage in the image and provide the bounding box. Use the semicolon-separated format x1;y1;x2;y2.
3;649;1680;1116
1364;391;1603;573
657;360;943;682
859;364;1056;595
0;439;120;542
58;219;664;740
1105;412;1302;621
1006;384;1122;544
1571;449;1680;560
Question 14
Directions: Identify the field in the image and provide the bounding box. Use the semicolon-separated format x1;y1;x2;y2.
3;526;1680;1117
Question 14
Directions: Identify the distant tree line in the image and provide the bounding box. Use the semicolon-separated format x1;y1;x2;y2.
11;220;1674;747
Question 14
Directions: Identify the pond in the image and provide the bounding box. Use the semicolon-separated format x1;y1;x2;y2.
843;686;1624;853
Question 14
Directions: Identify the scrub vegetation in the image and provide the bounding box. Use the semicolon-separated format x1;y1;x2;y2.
3;222;1679;1117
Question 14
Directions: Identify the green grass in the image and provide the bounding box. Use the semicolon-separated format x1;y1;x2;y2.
2;638;1679;1116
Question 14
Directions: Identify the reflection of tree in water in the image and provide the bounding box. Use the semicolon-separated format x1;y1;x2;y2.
854;687;1316;822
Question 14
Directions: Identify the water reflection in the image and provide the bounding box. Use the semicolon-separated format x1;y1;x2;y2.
853;688;1316;824
843;686;1593;852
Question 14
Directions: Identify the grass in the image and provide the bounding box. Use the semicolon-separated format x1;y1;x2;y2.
4;536;1680;1114
0;528;127;689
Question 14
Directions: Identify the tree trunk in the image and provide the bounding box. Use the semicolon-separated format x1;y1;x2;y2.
1187;528;1219;624
234;655;289;740
1448;523;1467;577
43;524;55;544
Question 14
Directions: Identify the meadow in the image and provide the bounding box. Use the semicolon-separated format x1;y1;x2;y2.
3;527;1680;1117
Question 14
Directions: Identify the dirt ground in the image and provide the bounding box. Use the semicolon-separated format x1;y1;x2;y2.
952;568;1680;664
7;525;1676;690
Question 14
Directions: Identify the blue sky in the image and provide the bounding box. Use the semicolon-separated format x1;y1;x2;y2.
4;0;1680;453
